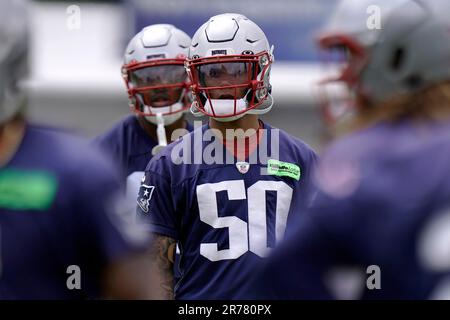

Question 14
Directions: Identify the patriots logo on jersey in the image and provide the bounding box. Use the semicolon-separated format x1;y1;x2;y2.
137;184;155;213
236;161;250;174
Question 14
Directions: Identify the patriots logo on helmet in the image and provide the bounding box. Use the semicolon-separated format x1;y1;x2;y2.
137;184;155;213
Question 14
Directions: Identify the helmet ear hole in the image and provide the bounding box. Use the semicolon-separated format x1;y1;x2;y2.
390;47;405;71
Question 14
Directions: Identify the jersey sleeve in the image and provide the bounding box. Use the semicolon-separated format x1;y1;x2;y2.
303;145;319;203
91;130;117;158
136;168;179;240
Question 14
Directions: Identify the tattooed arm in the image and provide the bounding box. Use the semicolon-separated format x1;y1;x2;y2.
148;233;177;299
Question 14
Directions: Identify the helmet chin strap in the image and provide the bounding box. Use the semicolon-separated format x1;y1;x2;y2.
143;102;184;126
204;98;248;122
190;92;274;122
151;113;168;156
138;98;185;155
138;88;187;126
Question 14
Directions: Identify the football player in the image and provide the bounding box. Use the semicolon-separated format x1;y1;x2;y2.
0;0;156;299
92;25;194;285
137;13;318;299
93;24;193;191
252;0;450;299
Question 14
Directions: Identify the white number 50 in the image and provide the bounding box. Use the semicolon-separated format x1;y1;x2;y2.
197;180;293;261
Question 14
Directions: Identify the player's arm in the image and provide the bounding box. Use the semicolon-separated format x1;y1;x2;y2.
147;233;177;299
136;166;180;300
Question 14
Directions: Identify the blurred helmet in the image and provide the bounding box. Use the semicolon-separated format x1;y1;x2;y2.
186;13;274;122
0;0;29;124
316;0;450;124
122;24;191;126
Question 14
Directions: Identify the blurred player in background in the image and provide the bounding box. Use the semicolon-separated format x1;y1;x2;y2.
93;24;193;190
253;0;450;299
92;23;194;291
0;0;156;299
137;13;317;299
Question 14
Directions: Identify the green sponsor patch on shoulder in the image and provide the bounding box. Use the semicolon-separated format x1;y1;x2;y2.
267;159;301;181
0;169;58;211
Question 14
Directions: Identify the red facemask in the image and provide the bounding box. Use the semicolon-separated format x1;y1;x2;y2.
185;52;272;119
316;34;369;126
122;58;191;116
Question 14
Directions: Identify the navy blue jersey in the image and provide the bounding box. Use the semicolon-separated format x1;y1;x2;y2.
137;121;317;299
257;121;450;300
92;115;193;188
92;115;193;285
0;124;149;299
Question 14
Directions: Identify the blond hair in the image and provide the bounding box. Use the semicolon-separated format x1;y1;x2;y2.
351;81;450;131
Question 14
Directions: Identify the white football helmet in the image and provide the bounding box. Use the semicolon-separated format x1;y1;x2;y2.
122;24;191;126
316;0;450;125
0;0;28;124
186;13;274;122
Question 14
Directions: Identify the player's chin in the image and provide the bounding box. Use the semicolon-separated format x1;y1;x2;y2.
144;98;176;108
151;101;171;108
210;91;245;100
